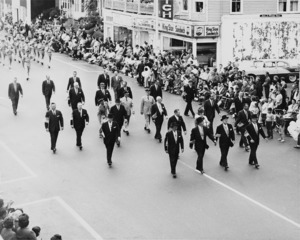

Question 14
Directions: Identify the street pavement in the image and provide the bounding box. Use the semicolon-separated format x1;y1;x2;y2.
0;52;299;240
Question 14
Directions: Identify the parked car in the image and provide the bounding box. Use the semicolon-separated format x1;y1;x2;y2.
243;59;299;83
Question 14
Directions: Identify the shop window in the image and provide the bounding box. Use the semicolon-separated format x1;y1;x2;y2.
279;0;288;11
195;1;204;13
182;0;188;11
170;39;184;47
290;0;299;11
231;0;242;13
278;0;299;12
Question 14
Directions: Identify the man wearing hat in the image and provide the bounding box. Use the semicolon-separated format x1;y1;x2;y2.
97;69;110;89
67;71;82;92
120;91;134;135
109;98;127;144
164;122;184;178
167;109;187;134
183;80;196;117
140;88;155;133
245;114;268;169
101;113;120;167
95;82;112;105
190;117;216;174
215;115;235;171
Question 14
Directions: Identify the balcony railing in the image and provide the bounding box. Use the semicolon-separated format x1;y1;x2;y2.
104;0;154;15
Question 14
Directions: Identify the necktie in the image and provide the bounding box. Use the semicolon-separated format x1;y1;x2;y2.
53;111;56;115
224;124;229;136
245;110;248;120
254;124;258;134
174;131;177;142
109;123;111;131
75;89;78;95
14;84;17;91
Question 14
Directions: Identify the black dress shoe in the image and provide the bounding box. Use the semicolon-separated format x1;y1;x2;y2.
249;162;255;165
108;163;112;167
200;170;205;174
255;164;260;169
184;114;189;116
159;138;162;143
79;146;83;150
117;142;120;147
144;127;147;131
147;129;151;133
53;148;56;154
225;166;229;171
173;174;177;178
219;162;224;167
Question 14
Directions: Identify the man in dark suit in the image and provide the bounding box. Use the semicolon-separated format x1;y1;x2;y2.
234;91;244;117
95;82;112;105
150;80;162;101
71;102;89;150
109;99;127;146
45;103;64;153
68;82;85;110
167;109;187;135
190;117;216;174
97;69;110;89
215;115;235;171
204;93;220;134
151;96;168;143
164;122;184;178
235;103;251;151
118;81;133;99
137;60;145;86
246;114;268;169
8;77;23;115
42;75;55;110
67;71;82;92
183;80;196;117
111;71;123;101
101;113;120;167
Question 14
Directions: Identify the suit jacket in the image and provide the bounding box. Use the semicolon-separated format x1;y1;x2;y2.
95;89;111;105
45;110;64;132
246;123;266;145
118;86;133;99
204;99;220;120
167;115;186;132
216;123;235;148
42;80;55;96
164;130;184;155
151;102;167;122
97;73;110;89
111;76;122;90
150;84;162;101
67;77;81;91
72;109;89;130
184;85;196;102
137;62;145;74
69;88;85;109
140;95;155;115
101;121;120;145
235;109;251;128
8;83;23;99
190;126;215;152
234;97;244;114
109;105;127;125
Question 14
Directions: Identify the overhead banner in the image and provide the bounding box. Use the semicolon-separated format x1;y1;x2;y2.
160;0;173;20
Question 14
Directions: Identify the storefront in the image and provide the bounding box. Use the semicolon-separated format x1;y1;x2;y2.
132;18;156;47
221;14;300;65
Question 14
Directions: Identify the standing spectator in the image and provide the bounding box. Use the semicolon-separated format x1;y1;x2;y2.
164;122;184;178
8;77;23;116
67;71;81;92
101;113;120;167
215;115;235;171
16;214;37;240
45;103;64;154
245;114;268;169
42;75;55;111
190;117;216;174
68;82;85;110
265;107;275;139
140;88;155;133
71;102;89;150
151;96;168;143
276;111;285;143
183;80;196;117
204;93;220;134
1;217;16;240
97;69;110;89
263;72;271;99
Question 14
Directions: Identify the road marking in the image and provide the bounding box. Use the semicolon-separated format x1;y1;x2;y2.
0;176;36;185
0;141;37;178
16;197;104;240
179;160;300;229
53;57;101;73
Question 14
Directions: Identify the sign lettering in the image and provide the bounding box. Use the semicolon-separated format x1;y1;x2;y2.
160;0;173;20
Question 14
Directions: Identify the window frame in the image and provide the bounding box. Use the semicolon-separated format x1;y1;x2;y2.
278;0;300;13
195;0;205;14
230;0;243;14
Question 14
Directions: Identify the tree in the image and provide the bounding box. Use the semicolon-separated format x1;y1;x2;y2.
85;0;99;20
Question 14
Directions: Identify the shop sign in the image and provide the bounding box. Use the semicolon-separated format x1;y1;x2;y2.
205;26;220;37
113;13;133;27
160;0;173;20
133;19;155;30
159;22;192;37
260;14;282;18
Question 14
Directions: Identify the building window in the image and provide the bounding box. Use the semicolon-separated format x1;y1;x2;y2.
170;39;184;47
278;0;299;12
195;1;204;13
183;0;188;11
231;0;242;13
81;0;85;12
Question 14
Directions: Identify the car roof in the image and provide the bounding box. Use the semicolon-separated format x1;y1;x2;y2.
253;59;289;63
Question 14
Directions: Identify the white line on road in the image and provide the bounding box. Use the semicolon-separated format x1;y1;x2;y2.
53;57;101;73
16;197;104;240
179;160;300;229
0;176;36;185
0;141;37;178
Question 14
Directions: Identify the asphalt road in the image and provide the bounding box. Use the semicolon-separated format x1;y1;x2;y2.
0;52;299;240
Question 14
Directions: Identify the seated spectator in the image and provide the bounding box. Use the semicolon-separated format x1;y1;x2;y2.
50;234;62;240
1;217;16;240
16;214;37;240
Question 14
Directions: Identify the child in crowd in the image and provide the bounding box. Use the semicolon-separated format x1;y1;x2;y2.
265;107;275;139
276;110;285;142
